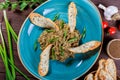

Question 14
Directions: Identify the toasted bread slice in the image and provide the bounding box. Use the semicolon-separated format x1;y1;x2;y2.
105;59;117;80
94;59;117;80
29;13;59;31
68;2;77;33
98;69;114;80
68;41;101;53
85;73;94;80
94;59;106;80
38;44;52;76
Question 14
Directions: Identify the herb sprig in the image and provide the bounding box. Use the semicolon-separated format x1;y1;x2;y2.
0;0;46;11
51;48;56;60
49;37;58;43
68;37;78;43
53;13;60;22
81;27;86;39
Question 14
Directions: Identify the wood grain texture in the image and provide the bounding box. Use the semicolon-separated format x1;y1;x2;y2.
0;0;120;80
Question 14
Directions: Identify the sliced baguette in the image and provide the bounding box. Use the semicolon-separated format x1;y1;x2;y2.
98;69;114;80
94;59;106;80
68;2;77;33
105;59;117;80
94;59;117;80
68;41;101;53
29;13;59;31
38;44;52;76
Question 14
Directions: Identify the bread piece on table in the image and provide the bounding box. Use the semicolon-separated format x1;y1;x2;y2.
38;44;52;76
105;59;117;80
94;59;106;80
68;41;101;53
68;2;77;33
29;13;59;31
85;73;94;80
94;59;117;80
98;69;114;80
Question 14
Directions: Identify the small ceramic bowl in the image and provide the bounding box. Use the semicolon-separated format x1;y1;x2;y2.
107;39;120;60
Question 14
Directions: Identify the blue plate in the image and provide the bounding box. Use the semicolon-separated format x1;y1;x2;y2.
18;0;103;80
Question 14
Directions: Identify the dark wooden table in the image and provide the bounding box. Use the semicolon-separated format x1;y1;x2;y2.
0;0;120;80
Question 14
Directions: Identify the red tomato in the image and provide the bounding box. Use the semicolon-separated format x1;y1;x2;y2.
102;21;108;29
108;27;117;35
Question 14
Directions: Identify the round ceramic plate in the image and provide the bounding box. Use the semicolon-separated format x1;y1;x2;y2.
18;0;103;80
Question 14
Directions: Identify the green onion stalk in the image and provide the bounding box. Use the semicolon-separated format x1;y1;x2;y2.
0;24;13;80
3;10;16;79
0;10;30;80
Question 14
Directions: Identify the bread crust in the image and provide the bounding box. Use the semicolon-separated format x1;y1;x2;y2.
68;2;77;33
94;59;106;80
94;59;117;80
38;44;52;76
68;41;101;53
105;59;117;80
29;13;59;31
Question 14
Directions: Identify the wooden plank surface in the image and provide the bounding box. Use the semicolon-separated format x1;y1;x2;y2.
0;0;120;80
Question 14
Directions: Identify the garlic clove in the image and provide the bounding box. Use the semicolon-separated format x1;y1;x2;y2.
98;4;119;21
104;6;118;20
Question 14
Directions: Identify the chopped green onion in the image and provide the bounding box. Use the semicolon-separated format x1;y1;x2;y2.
81;27;86;39
51;48;56;60
59;46;64;56
60;20;65;29
49;37;58;43
68;37;77;43
34;40;38;51
63;30;67;39
53;13;60;22
45;29;54;33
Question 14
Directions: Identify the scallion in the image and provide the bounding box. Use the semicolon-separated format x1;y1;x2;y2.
68;37;77;43
53;13;60;22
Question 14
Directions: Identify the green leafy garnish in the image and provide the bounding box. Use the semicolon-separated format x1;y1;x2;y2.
20;2;28;11
34;40;38;51
49;37;58;43
53;13;60;22
59;46;64;56
11;3;18;10
68;37;77;43
63;30;67;39
51;48;56;60
0;2;10;10
81;27;86;39
45;29;54;33
60;20;65;29
0;0;46;11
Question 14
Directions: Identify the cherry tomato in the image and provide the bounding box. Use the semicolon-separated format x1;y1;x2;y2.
108;27;117;35
102;21;108;29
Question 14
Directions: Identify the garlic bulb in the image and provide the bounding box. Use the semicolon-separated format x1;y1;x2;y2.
98;4;119;21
